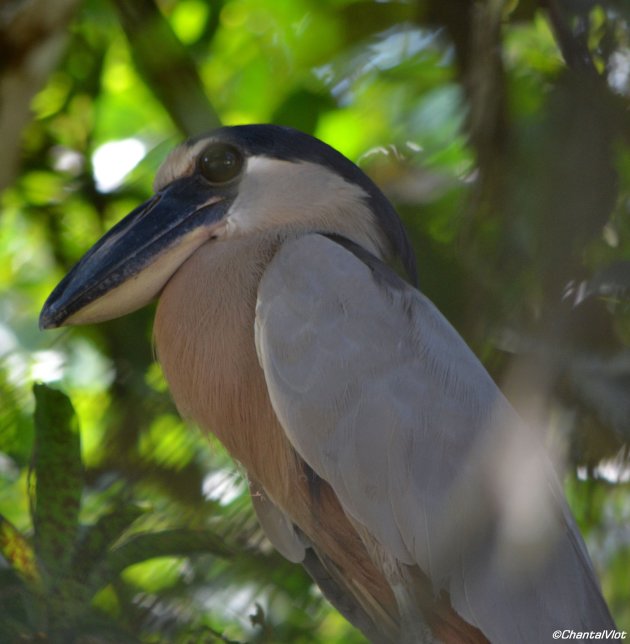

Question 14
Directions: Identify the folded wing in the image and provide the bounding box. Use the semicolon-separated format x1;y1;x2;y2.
255;234;614;642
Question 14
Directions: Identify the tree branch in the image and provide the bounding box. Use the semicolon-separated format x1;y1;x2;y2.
0;0;82;192
110;0;221;137
542;0;599;76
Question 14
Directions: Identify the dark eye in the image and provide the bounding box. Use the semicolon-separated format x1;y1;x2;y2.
198;143;244;184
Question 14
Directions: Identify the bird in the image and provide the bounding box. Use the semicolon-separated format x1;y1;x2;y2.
40;124;616;643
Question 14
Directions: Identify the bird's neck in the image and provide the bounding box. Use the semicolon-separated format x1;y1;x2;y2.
153;232;399;617
154;233;297;486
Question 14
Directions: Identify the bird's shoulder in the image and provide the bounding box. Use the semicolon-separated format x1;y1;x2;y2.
255;232;499;417
254;232;503;560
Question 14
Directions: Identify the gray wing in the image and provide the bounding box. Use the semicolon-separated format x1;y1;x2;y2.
255;234;614;643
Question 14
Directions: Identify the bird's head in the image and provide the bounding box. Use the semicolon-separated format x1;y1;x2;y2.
40;124;416;329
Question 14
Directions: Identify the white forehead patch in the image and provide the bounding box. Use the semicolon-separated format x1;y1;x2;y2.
153;139;211;192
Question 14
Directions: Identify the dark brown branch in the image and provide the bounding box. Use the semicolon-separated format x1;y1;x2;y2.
110;0;221;137
0;0;82;192
542;0;599;76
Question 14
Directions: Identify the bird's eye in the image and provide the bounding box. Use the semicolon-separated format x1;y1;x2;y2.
198;143;244;184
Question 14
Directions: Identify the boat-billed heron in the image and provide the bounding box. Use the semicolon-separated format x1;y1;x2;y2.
40;125;615;643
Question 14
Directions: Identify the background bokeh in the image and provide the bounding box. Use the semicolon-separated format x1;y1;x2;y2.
1;0;629;641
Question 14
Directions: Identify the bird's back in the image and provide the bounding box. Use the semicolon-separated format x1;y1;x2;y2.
255;234;616;643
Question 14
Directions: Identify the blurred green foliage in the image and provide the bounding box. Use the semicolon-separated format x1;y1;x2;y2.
1;0;629;641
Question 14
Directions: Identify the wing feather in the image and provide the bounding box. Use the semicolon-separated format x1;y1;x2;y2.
255;234;614;641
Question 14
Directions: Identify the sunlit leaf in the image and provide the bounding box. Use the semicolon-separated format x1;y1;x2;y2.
89;528;234;593
0;515;38;584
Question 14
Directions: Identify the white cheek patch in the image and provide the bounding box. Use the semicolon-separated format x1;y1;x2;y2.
225;157;387;259
226;158;363;230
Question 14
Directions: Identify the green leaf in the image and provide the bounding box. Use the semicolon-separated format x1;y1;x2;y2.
32;383;82;583
72;503;146;581
0;514;38;584
88;529;233;593
0;565;47;637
